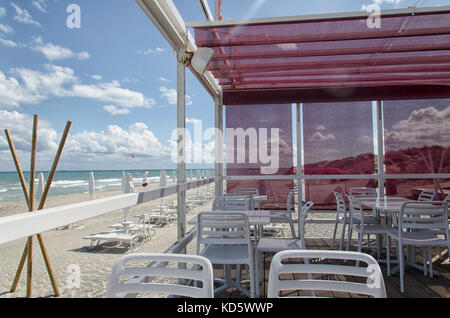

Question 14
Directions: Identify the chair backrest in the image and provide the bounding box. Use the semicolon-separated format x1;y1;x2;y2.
347;195;365;227
349;187;377;199
445;194;450;205
299;201;314;244
106;253;214;298
197;212;252;252
234;187;259;196
398;201;449;237
333;191;347;221
417;189;437;201
285;189;296;238
268;250;386;298
212;197;253;211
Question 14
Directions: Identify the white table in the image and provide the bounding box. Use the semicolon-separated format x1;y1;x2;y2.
359;197;440;275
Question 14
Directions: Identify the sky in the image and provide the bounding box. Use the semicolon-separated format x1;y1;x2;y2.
0;0;448;172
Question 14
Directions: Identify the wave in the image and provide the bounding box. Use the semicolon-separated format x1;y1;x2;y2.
0;188;7;193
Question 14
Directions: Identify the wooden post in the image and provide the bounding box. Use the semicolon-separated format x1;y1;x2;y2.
5;118;71;297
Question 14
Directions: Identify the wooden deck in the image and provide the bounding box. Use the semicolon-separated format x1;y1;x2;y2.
216;238;450;298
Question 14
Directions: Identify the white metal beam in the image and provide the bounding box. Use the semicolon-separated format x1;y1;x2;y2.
136;0;220;99
186;5;450;28
198;0;214;21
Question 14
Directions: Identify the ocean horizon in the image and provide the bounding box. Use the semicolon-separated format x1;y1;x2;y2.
0;169;214;203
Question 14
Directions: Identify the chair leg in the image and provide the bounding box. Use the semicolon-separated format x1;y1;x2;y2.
356;232;363;267
346;225;353;251
340;222;346;250
423;248;427;276
331;221;338;249
399;243;405;293
428;247;433;278
376;234;381;260
386;236;391;276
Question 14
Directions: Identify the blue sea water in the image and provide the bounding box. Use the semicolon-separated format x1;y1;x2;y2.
0;169;214;203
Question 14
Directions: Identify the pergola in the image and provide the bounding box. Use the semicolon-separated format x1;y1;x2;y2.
136;0;450;240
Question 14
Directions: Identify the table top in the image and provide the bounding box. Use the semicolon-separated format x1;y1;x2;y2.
359;197;418;212
188;210;273;226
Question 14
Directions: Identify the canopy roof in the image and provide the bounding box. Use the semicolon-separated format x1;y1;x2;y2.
192;6;450;105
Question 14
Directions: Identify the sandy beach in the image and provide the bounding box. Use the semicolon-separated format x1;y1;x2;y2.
0;181;338;298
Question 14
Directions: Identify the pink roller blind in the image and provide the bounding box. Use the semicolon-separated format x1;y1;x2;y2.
225;104;294;209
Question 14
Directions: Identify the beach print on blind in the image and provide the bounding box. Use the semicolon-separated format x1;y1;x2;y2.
383;98;450;200
225;104;294;210
302;101;376;209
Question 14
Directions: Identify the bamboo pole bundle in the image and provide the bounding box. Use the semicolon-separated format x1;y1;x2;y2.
5;115;71;297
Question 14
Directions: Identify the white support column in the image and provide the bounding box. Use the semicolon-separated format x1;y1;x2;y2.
376;101;385;198
296;103;304;239
215;93;224;197
177;53;187;243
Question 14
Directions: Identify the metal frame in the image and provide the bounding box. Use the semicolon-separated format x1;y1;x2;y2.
186;5;450;28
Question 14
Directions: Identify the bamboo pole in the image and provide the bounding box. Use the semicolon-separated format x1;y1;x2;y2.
5;129;32;293
6;119;71;297
26;114;38;297
34;121;71;297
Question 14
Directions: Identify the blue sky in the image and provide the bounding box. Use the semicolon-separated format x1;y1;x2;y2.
0;0;448;171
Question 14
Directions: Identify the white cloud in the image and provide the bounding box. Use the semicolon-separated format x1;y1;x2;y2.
310;131;336;142
159;77;171;82
0;110;171;169
0;64;155;111
32;0;46;13
362;0;403;10
138;47;166;55
91;74;102;81
385;106;450;148
103;105;131;115
0;36;17;47
0;24;13;33
159;86;192;106
31;37;90;61
0;7;6;17
10;3;41;27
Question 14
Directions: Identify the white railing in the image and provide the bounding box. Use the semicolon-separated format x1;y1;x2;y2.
0;177;217;246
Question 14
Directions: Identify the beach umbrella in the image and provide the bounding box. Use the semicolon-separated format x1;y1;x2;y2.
159;170;167;211
159;170;167;188
142;171;148;187
121;171;126;193
172;170;176;183
37;172;45;203
89;172;95;200
123;174;134;222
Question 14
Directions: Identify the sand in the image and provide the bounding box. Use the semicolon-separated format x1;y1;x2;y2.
0;182;339;298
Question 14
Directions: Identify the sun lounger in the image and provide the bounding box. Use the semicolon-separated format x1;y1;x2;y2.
109;223;156;240
83;231;138;252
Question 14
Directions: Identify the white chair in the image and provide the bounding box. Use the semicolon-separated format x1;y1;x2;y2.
197;212;256;298
347;195;391;261
212;196;253;211
331;191;348;250
417;189;437;201
267;250;386;298
234;188;259;196
386;201;449;293
106;253;214;298
255;201;314;297
349;187;377;199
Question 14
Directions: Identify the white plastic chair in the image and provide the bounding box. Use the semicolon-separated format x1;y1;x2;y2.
196;212;256;298
386;201;449;293
417;189;437;201
347;195;391;261
349;187;377;199
267;250;386;298
234;188;259;196
331;191;348;249
106;253;214;298
212;196;253;211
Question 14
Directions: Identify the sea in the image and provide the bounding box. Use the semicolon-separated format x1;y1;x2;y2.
0;169;214;203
